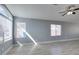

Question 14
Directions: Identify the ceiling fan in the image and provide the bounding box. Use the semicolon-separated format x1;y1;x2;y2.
59;5;79;16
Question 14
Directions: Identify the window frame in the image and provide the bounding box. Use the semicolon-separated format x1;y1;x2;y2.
50;24;61;36
0;4;13;42
16;22;26;38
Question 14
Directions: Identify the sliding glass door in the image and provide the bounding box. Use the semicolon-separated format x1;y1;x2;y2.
0;15;12;55
0;4;13;55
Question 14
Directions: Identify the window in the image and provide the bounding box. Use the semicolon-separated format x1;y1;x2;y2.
0;24;4;43
0;5;13;54
0;6;8;18
16;22;26;38
0;4;13;43
0;15;12;42
0;5;12;20
51;24;61;36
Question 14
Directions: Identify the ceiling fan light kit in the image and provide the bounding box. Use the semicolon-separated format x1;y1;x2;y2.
67;12;73;15
72;12;76;14
67;11;76;15
59;5;79;16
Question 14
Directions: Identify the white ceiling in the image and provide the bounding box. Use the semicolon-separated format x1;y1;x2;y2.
6;4;79;23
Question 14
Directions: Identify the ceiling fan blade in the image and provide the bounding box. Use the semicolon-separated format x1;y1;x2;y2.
62;12;68;16
66;5;75;10
74;8;79;11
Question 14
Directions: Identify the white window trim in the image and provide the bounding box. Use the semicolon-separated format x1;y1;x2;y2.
51;24;61;36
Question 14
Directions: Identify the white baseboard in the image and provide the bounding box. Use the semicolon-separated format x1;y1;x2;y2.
38;38;79;44
19;38;79;45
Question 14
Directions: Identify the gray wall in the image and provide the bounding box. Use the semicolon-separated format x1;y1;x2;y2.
62;22;79;39
14;17;79;43
63;23;79;34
